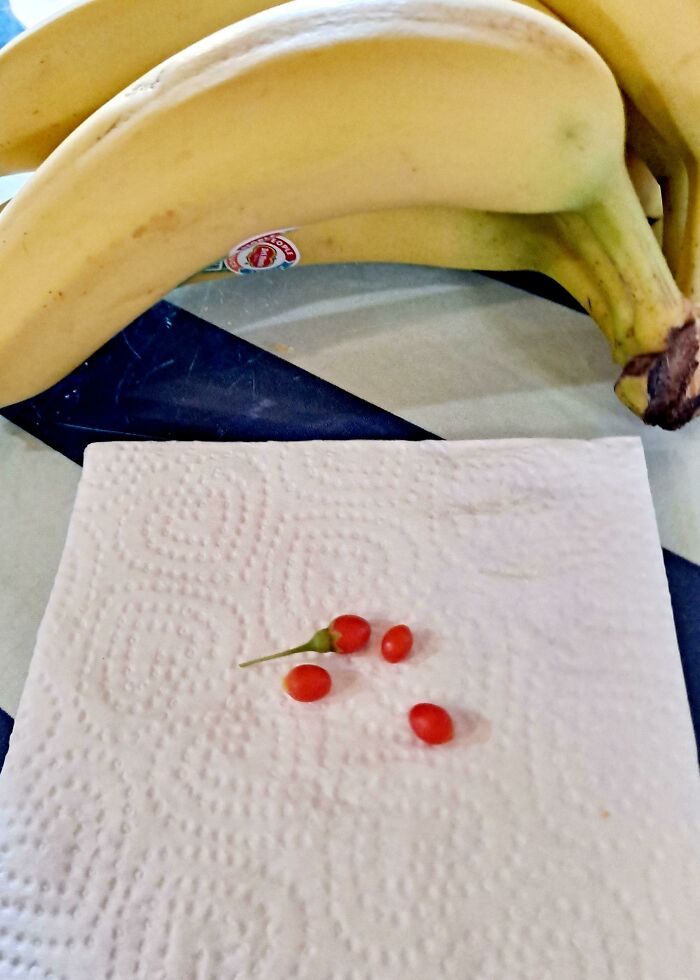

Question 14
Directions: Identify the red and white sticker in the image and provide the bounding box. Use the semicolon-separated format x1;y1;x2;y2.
224;231;301;275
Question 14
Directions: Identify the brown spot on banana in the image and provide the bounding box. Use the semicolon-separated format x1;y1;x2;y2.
132;209;179;238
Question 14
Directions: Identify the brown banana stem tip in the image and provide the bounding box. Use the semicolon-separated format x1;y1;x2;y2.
616;316;700;430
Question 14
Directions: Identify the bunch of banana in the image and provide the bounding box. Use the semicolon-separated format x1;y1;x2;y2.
0;0;698;429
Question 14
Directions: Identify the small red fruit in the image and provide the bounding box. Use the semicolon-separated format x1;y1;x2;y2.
329;614;371;654
283;664;332;702
409;703;454;745
239;614;370;668
381;624;413;663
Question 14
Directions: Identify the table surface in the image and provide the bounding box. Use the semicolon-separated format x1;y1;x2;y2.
1;1;699;766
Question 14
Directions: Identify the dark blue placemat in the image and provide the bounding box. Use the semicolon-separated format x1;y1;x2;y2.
1;301;433;463
0;709;12;773
664;551;700;759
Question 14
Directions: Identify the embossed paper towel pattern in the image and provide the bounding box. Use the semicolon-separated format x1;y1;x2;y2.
1;438;699;979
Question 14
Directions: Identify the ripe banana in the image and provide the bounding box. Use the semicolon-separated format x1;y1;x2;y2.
0;0;678;268
531;0;700;303
0;0;289;173
183;146;662;287
624;148;663;248
185;208;610;325
0;0;630;169
0;0;559;175
621;98;684;271
0;0;695;428
0;0;663;242
242;156;665;278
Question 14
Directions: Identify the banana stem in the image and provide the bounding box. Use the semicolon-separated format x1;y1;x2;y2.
552;170;700;429
555;171;689;363
535;225;620;336
553;209;636;354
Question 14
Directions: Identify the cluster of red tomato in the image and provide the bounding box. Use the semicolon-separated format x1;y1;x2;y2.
241;614;453;745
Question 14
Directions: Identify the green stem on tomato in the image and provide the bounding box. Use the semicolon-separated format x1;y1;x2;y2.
238;628;332;668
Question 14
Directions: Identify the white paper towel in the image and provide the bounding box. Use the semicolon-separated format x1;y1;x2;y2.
1;437;699;980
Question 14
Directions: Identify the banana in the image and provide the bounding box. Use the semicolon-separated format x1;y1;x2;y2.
0;0;663;243
0;0;577;178
531;0;700;302
0;0;670;248
622;98;686;273
0;0;288;173
624;147;663;248
185;208;610;325
0;0;678;267
184;146;662;287
0;0;695;428
0;0;560;175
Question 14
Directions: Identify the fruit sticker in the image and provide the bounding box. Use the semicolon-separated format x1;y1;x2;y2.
224;231;301;275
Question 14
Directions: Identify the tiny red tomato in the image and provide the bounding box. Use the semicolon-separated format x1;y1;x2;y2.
381;624;413;663
329;614;371;654
239;614;369;668
409;703;454;745
283;664;332;702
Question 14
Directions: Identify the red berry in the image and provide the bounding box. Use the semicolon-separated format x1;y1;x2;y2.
381;624;413;663
409;703;454;745
283;664;332;702
329;614;371;654
240;615;369;668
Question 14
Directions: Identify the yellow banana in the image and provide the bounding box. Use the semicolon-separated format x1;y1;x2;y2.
531;0;700;302
625;146;664;222
0;0;289;173
184;208;609;326
515;0;683;271
0;0;662;246
0;0;558;174
183;146;662;287
0;0;694;428
624;147;663;248
622;98;685;270
0;0;673;262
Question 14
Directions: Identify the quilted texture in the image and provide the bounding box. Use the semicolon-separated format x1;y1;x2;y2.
0;437;699;979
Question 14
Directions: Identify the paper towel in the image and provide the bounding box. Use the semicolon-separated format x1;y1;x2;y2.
0;437;699;980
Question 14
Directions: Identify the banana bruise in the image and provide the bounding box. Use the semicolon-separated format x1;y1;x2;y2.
0;0;696;427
